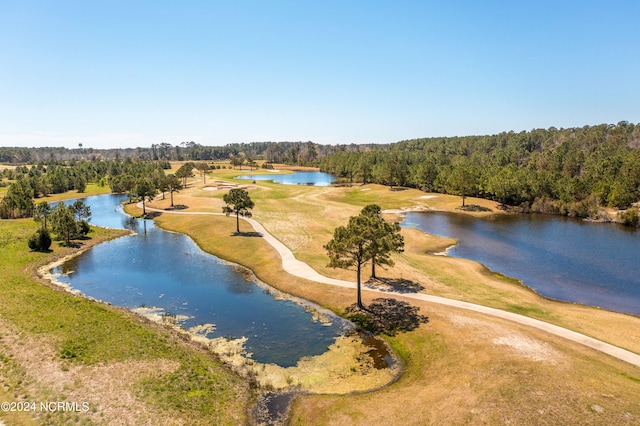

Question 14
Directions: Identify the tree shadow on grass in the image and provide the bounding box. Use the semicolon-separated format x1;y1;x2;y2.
457;204;492;212
345;298;429;336
230;231;263;237
165;204;188;210
365;277;425;293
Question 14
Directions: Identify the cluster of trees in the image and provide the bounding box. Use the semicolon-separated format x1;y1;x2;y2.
325;205;404;309
0;141;338;166
0;159;176;219
321;123;640;218
29;200;91;250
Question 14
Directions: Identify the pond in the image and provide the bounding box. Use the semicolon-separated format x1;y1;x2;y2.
403;211;640;316
236;171;335;186
52;194;350;367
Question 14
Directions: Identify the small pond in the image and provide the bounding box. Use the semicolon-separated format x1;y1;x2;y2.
52;194;351;367
403;211;640;316
236;171;335;186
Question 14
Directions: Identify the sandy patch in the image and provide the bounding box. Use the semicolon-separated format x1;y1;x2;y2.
449;314;562;364
420;195;438;199
382;206;428;215
202;186;218;191
492;336;558;363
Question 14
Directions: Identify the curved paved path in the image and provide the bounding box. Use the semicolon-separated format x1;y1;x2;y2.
140;202;640;368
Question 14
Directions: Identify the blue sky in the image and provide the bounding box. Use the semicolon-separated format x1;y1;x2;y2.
1;1;639;149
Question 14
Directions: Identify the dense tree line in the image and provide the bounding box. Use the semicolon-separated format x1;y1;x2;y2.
320;122;640;218
3;122;640;221
0;141;354;166
0;159;170;218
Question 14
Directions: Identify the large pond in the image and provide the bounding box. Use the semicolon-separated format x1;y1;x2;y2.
52;194;350;367
403;212;640;316
236;171;335;186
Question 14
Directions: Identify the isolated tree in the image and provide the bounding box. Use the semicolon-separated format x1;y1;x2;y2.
324;213;375;309
133;178;157;216
360;204;404;279
222;188;254;233
166;174;182;207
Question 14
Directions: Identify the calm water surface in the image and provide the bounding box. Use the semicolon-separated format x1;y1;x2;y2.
54;194;349;366
404;212;640;316
236;171;335;186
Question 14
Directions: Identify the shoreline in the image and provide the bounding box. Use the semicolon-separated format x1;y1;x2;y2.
395;208;640;319
132;198;640;368
37;208;403;399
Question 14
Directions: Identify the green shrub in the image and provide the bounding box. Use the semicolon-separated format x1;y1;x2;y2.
618;208;639;227
27;228;52;251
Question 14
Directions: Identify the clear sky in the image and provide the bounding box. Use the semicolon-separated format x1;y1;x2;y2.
1;0;639;149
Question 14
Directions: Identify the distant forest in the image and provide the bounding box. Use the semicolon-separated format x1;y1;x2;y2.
1;122;639;223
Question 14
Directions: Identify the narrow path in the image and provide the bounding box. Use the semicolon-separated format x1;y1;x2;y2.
139;203;640;368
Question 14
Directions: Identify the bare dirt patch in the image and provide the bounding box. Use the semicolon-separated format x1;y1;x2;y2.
449;314;563;364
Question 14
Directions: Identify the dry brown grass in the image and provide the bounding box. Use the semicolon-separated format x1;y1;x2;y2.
127;172;640;425
290;302;640;425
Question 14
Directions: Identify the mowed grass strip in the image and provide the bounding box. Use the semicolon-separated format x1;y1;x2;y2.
0;219;250;425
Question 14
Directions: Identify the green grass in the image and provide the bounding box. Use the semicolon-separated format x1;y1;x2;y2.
32;183;111;203
0;219;250;424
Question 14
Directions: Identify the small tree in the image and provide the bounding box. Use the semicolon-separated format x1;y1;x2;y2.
222;188;254;233
133;178;157;216
50;203;78;245
166;174;182;207
28;228;52;252
175;163;195;188
34;201;52;231
71;200;92;236
71;200;91;222
444;163;479;208
195;162;211;184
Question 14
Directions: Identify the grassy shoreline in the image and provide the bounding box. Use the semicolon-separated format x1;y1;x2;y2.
3;171;640;424
133;171;640;424
0;219;252;425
